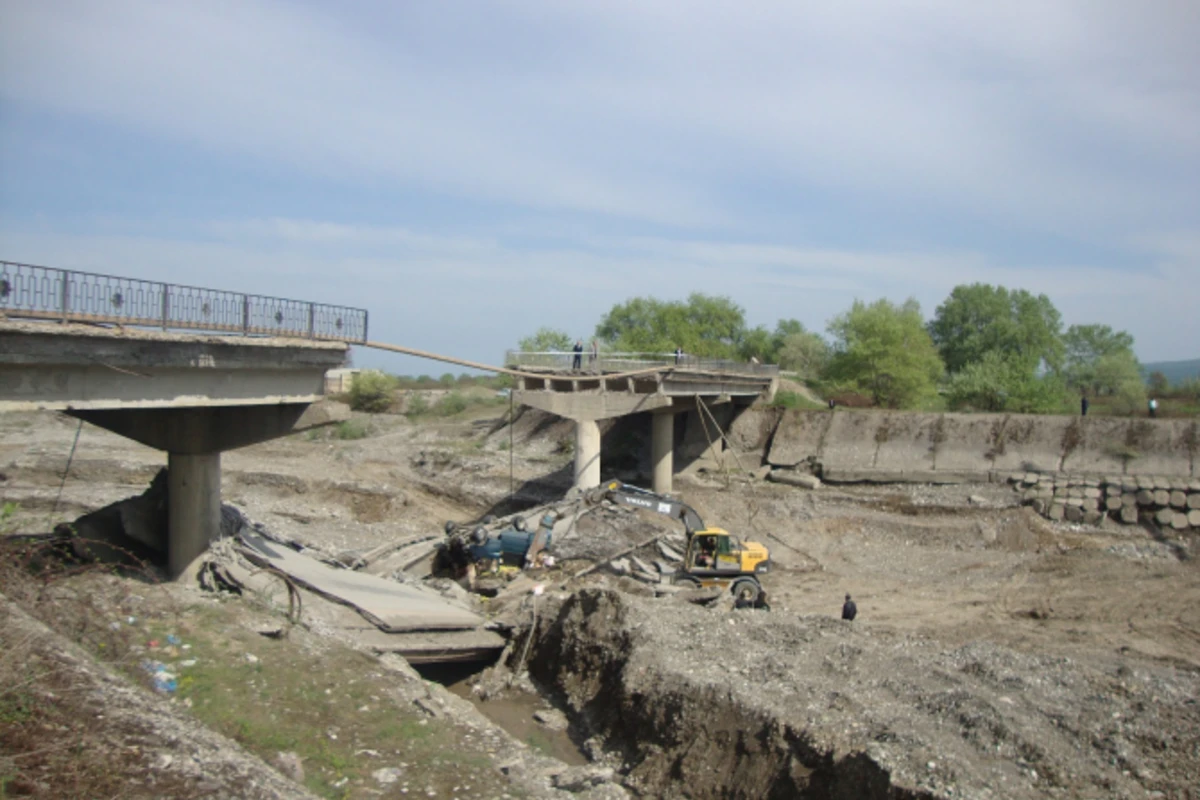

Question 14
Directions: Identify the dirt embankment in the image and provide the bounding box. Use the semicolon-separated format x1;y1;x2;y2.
521;589;1200;800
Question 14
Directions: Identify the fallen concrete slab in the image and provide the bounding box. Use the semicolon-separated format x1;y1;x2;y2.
351;627;506;664
238;532;482;632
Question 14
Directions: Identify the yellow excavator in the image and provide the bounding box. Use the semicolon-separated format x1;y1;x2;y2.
585;480;772;607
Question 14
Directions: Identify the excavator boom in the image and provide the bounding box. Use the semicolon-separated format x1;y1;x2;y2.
590;481;705;535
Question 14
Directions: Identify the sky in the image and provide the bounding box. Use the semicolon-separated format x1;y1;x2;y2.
2;0;1198;373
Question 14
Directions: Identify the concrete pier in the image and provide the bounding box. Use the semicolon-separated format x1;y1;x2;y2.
652;411;674;494
167;452;221;577
574;419;602;489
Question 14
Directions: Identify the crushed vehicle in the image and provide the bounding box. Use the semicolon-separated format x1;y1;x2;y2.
435;512;556;582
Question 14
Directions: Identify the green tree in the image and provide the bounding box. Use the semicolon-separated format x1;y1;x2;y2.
777;330;829;379
738;326;773;362
929;284;1064;374
1147;370;1170;395
1093;351;1146;413
1062;324;1139;396
738;319;821;365
518;327;573;352
944;351;1067;413
825;298;943;408
596;293;747;357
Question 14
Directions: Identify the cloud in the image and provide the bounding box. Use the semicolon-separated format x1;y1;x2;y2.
3;1;1197;237
1;2;1198;364
5;216;1197;368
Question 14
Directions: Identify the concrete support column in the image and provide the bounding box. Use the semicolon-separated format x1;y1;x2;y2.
652;411;674;494
167;451;221;579
574;419;601;489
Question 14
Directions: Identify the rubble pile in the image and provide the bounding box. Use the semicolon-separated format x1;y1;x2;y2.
1011;472;1200;530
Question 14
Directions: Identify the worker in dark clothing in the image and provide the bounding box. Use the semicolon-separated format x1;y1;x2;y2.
572;340;583;371
841;593;857;621
1080;395;1089;416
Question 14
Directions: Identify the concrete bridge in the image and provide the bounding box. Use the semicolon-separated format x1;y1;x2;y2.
506;350;778;494
0;260;363;576
0;259;780;574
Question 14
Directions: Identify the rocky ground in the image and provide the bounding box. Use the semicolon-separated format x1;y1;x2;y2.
2;403;1199;798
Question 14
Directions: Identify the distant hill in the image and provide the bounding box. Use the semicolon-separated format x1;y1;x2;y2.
1142;358;1200;385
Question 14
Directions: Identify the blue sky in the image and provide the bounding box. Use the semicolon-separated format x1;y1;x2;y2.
2;0;1198;373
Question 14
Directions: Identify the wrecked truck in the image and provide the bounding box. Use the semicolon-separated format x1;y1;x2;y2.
435;512;556;579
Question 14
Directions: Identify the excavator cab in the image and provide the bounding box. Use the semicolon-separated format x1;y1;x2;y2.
685;528;770;577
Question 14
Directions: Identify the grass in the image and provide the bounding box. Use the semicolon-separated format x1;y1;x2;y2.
333;419;370;440
135;604;516;798
0;536;520;800
768;390;825;410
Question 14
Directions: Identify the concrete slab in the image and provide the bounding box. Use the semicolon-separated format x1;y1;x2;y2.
727;407;780;453
1060;417;1134;475
238;532;482;632
766;410;831;467
989;415;1070;474
350;628;506;664
514;390;672;421
873;412;938;473
816;411;883;474
0;320;346;411
933;413;1005;473
1122;419;1196;477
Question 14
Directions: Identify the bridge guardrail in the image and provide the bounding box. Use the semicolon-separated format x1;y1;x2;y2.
0;260;368;343
504;350;779;377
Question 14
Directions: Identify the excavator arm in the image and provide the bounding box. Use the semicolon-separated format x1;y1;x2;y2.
588;480;706;536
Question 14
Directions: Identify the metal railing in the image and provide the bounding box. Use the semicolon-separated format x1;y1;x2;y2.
0;260;367;342
504;350;779;377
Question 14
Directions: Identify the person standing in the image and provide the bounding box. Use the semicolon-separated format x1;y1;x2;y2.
572;340;583;371
674;346;683;365
841;593;857;621
1149;397;1158;418
589;338;599;373
1080;394;1089;416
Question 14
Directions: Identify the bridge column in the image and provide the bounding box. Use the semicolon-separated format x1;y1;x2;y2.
652;411;674;494
167;451;221;578
574;419;601;489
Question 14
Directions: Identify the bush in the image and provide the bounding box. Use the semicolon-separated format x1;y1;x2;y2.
334;419;370;440
405;393;429;417
347;371;397;413
435;392;468;416
770;390;805;409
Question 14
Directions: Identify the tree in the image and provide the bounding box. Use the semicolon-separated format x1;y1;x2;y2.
1147;371;1170;395
1062;324;1139;396
777;330;829;379
596;293;747;357
825;298;943;408
518;327;572;352
1093;351;1146;413
738;318;823;366
738;326;773;362
944;351;1067;413
929;284;1064;374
